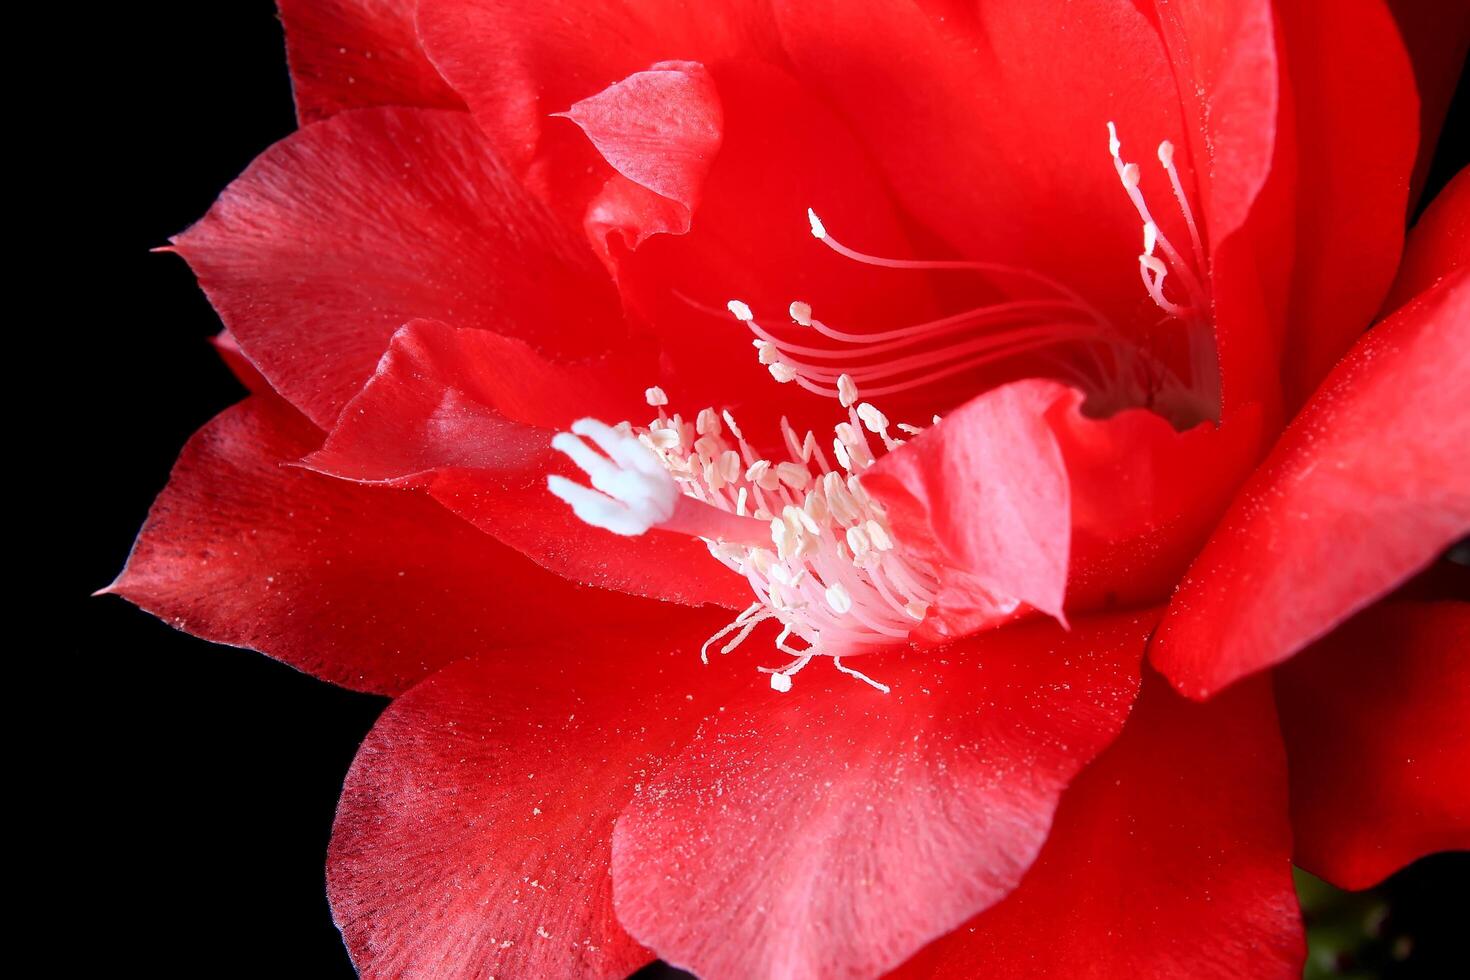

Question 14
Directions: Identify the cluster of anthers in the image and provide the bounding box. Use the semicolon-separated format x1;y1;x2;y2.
546;124;1213;693
548;372;942;694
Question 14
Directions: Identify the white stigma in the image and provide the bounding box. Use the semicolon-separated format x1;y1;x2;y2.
547;420;678;536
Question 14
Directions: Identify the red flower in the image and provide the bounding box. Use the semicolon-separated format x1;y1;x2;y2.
106;1;1469;977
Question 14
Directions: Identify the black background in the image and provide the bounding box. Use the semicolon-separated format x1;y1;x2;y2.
76;3;1464;977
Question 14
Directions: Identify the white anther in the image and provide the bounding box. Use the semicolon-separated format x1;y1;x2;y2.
775;461;811;490
1143;221;1159;256
1158;140;1175;167
770;361;798;383
721;411;744;440
770;671;793;692
807;208;827;240
644;386;668;407
837;373;859;408
754;340;779;365
1122;162;1141;188
897;423;923;435
789;301;813;326
856;402;889;434
866;519;893;551
846;524;872;556
1107;121;1121;158
696;408;722;437
727;299;754;322
825;583;854;614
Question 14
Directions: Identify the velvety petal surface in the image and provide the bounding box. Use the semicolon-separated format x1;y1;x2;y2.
1276;600;1470;890
173;106;622;429
328;613;730;979
105;396;654;695
304;319;750;608
891;672;1302;979
612;610;1157;980
1153;270;1470;698
279;0;464;122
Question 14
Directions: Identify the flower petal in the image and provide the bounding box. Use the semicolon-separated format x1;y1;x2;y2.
1152;270;1470;698
278;0;464;122
892;671;1303;979
862;380;1268;636
1274;0;1419;406
1384;164;1469;314
558;60;723;248
861;380;1073;627
328;613;730;979
104;396;656;695
173;107;622;429
1385;1;1470;205
1275;600;1470;890
611;610;1156;980
303;319;750;608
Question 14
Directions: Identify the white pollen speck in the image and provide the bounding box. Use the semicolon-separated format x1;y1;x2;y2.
770;671;793;693
532;807;542;816
806;207;827;240
644;386;668;407
789;301;813;326
837;373;858;408
727;299;754;321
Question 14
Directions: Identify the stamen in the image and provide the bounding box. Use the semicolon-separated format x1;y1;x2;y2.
549;382;955;690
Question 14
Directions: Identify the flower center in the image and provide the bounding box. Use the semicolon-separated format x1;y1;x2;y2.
548;385;951;693
545;123;1217;693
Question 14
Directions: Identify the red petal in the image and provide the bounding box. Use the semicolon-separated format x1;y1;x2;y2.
174;107;622;429
1385;1;1470;206
303;320;750;608
278;0;464;122
1152;270;1470;698
328;614;730;979
611;610;1156;980
419;1;937;435
862;380;1073;626
104;396;657;695
559;61;722;248
1384;164;1470;313
892;671;1303;979
208;328;272;396
1276;600;1470;890
863;380;1269;634
1274;0;1419;407
771;1;1195;340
